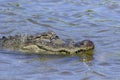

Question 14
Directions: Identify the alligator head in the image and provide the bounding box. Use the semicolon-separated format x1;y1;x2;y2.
0;31;95;56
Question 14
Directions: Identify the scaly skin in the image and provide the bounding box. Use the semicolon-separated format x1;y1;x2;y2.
0;31;94;55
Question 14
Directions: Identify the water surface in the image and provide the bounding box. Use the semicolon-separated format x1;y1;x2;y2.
0;0;120;80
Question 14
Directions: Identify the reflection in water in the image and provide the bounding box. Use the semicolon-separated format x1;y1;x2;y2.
80;50;94;62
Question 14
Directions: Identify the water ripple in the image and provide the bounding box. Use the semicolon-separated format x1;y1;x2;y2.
0;0;120;80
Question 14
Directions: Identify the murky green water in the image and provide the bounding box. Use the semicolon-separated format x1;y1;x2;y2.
0;0;120;80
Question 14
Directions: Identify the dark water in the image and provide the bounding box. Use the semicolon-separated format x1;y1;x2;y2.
0;0;120;80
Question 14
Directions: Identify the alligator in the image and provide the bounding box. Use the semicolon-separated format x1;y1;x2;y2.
0;31;94;56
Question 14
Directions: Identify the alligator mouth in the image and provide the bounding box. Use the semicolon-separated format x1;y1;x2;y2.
36;45;70;54
36;44;94;55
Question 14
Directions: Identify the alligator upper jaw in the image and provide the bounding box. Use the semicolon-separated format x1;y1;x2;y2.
21;41;94;55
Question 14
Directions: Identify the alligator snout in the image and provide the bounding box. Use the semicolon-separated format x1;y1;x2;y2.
80;40;95;49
